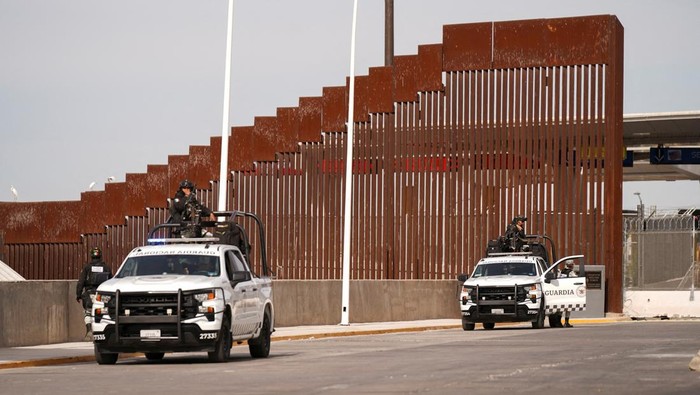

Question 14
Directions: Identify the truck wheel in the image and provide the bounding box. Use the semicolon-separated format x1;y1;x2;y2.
461;318;475;331
531;300;545;329
145;352;165;361
249;311;271;358
208;316;232;362
483;322;495;330
94;345;118;365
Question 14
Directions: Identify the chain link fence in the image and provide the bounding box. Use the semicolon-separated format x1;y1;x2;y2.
623;208;699;290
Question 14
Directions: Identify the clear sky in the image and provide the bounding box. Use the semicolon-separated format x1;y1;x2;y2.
1;0;699;211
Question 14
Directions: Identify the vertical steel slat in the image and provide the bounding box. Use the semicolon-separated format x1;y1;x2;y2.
397;103;406;279
310;143;320;279
435;90;445;278
556;66;566;251
573;64;584;257
471;70;481;267
579;64;591;262
543;66;551;240
450;72;459;278
299;146;308;279
595;64;605;265
277;154;286;279
332;133;340;279
363;119;371;279
445;73;455;278
407;102;417;279
321;138;328;279
396;103;405;279
513;68;523;220
524;68;533;237
419;93;428;279
566;65;576;255
494;68;505;237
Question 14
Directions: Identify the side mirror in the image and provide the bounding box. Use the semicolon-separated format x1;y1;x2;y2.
231;271;251;286
457;274;469;282
544;271;555;283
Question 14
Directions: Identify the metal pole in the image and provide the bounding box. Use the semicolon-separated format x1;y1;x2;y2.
340;0;358;326
217;0;234;211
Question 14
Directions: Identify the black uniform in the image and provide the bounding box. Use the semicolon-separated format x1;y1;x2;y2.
76;259;112;309
504;223;526;251
170;190;213;237
170;190;212;223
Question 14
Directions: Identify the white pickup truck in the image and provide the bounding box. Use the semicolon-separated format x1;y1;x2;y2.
91;211;274;364
458;249;586;330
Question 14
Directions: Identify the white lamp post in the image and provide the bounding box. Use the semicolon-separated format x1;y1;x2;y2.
218;0;234;212
340;0;359;326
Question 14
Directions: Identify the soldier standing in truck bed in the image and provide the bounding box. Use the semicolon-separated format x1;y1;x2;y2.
504;216;527;251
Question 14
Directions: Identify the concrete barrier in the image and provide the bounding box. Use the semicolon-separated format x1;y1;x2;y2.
0;280;462;347
0;281;86;347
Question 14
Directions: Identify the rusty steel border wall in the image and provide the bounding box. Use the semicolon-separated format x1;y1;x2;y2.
0;15;624;311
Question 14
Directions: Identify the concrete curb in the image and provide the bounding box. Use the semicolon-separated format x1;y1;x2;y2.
0;355;96;370
271;324;462;342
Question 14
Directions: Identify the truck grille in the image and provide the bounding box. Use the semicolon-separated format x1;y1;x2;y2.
477;286;527;302
118;293;197;319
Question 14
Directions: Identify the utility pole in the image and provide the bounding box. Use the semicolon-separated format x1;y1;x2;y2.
385;0;394;66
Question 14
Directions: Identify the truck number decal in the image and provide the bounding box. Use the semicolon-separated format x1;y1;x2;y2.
199;333;217;340
93;334;106;341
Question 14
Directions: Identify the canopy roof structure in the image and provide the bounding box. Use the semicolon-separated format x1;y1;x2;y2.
623;111;700;181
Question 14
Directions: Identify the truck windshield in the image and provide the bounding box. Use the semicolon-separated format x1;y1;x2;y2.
472;262;536;277
116;255;220;278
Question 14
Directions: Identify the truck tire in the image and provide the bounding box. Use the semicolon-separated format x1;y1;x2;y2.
248;311;271;358
94;345;118;365
531;299;545;329
461;317;475;331
208;316;232;362
483;322;495;330
145;352;165;361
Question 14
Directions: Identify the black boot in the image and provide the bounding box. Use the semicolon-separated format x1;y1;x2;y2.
565;320;573;328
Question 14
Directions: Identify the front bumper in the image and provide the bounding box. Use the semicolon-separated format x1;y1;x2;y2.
93;321;220;353
460;302;540;323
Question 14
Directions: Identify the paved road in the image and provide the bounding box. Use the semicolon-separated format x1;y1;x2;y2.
2;320;699;394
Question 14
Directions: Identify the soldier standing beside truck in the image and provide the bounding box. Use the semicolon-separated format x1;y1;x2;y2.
76;247;112;338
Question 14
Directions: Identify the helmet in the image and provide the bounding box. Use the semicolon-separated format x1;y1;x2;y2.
179;179;195;190
512;216;527;224
90;247;102;260
565;260;574;268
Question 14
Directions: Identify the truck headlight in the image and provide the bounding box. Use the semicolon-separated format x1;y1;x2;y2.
525;284;541;302
94;292;115;321
95;292;112;304
190;289;221;319
461;287;474;303
193;291;216;303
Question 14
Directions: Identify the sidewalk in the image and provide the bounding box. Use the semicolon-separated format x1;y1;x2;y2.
0;317;623;369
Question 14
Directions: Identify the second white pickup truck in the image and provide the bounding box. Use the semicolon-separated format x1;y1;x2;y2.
458;236;586;330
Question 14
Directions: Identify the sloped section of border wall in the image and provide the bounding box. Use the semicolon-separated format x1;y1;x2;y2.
0;15;624;311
